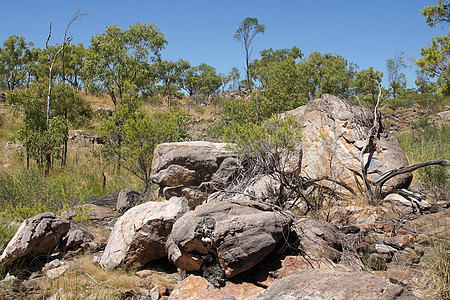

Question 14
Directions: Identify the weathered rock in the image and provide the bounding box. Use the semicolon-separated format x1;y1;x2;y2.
151;141;234;188
168;275;264;300
333;205;392;229
257;268;419;299
62;224;95;250
46;266;68;279
384;235;414;250
0;213;71;265
402;210;450;244
281;95;412;194
100;197;189;270
292;217;341;261
116;188;141;213
166;199;292;278
151;141;236;205
255;255;335;288
382;192;431;216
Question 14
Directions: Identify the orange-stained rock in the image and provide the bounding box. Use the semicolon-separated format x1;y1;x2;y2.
168;275;264;300
256;255;335;288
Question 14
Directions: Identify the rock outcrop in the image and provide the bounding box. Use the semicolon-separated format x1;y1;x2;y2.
0;212;80;264
281;94;412;194
151;141;237;207
100;197;189;270
166;199;292;278
257;268;418;300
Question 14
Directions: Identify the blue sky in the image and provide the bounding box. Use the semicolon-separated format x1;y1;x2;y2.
1;0;447;89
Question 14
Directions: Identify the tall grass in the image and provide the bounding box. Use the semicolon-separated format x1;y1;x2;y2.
0;149;141;220
396;124;449;200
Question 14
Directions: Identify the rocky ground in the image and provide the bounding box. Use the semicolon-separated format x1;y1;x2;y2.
0;95;448;299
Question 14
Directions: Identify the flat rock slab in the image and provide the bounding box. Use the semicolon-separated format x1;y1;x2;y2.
257;268;419;300
168;275;264;300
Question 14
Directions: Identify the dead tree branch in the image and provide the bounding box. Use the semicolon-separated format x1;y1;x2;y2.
373;159;450;200
359;80;381;200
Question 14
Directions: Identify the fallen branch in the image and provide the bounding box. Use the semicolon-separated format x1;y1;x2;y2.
373;159;450;200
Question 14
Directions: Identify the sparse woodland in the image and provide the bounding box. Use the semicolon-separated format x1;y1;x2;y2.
0;2;448;300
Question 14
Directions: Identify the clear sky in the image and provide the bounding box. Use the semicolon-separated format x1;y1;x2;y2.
0;0;447;89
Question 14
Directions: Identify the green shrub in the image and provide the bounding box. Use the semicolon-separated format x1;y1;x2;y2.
0;213;18;253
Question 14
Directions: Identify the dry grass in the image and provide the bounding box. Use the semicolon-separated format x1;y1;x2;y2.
35;255;181;299
38;256;142;299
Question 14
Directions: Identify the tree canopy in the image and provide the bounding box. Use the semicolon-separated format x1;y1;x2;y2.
84;23;167;106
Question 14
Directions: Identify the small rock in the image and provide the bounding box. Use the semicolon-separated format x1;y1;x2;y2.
116;188;141;213
46;258;62;269
375;244;397;254
384;235;414;250
46;266;68;279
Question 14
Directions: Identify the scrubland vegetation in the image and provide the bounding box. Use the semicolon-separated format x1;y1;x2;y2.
0;1;448;299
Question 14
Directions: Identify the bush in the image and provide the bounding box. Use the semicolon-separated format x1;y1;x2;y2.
0;213;18;253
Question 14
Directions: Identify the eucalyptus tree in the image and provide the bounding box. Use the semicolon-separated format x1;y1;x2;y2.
416;0;450;95
84;23;168;106
0;35;34;90
234;17;265;91
386;52;407;99
229;67;240;91
251;46;303;88
155;59;190;107
298;51;356;98
353;67;383;103
182;63;222;97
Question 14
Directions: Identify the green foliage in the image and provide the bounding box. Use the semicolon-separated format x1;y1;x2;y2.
7;84;91;168
298;51;356;98
261;57;305;118
422;0;450;27
386;52;407;99
234;17;265;89
155;59;191;101
353;67;383;104
396;125;449;200
417;1;450;96
0;213;18;253
84;23;167;106
228;67;241;91
0;35;34;90
212;98;258;136
98;98;190;192
182;63;221;97
223;116;301;158
251;46;303;88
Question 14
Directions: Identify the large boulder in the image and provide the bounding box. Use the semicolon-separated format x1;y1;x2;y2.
257;268;419;300
166;199;292;278
281;94;412;194
151;141;237;206
100;197;189;270
0;213;71;265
